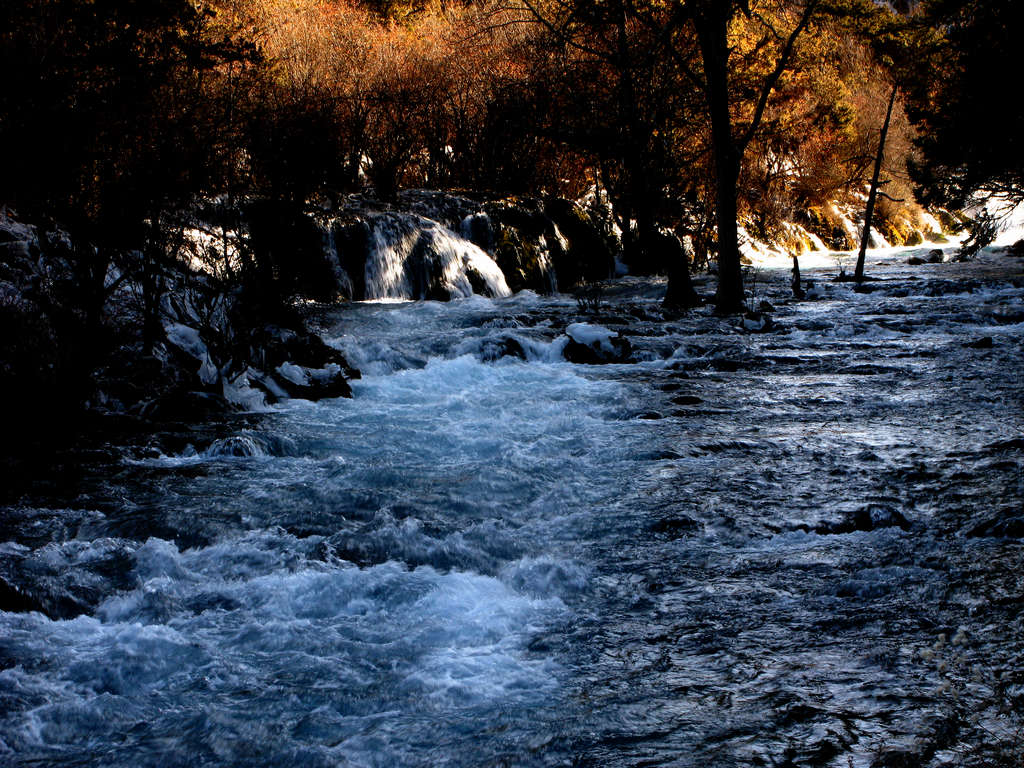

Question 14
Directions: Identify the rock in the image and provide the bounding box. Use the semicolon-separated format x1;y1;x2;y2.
563;322;632;364
741;311;774;332
927;248;945;263
273;362;353;401
992;309;1024;324
1004;239;1024;257
484;198;560;293
670;394;703;406
816;504;912;535
907;256;926;265
650;516;699;538
164;323;221;387
871;747;922;768
255;325;360;381
966;511;1024;538
544;197;616;286
805;281;825;299
966;336;994;349
331;218;372;299
138;390;236;422
479;335;527;362
710;359;742;372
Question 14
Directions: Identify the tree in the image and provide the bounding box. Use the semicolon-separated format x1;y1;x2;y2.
907;0;1024;210
659;0;822;313
853;81;897;280
514;0;706;302
848;2;918;281
0;0;253;355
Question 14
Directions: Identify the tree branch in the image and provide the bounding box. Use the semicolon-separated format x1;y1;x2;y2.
738;0;821;153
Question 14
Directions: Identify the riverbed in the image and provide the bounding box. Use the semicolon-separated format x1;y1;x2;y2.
2;247;1022;767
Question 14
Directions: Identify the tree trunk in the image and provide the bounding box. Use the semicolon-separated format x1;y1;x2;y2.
695;6;745;314
854;83;898;281
791;251;805;298
663;233;701;309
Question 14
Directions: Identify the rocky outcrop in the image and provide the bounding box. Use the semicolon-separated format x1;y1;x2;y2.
0;207;360;430
815;504;913;535
544;197;618;288
162;319;359;412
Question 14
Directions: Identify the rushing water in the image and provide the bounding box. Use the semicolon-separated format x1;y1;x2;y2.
2;248;1023;767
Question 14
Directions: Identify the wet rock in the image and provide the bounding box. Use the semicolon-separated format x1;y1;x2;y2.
741;311;774;332
0;539;137;620
0;575;48;615
139;391;236;422
965;336;994;349
1003;238;1024;257
635;411;664;420
670;394;703;406
650;516;699;538
907;256;926;265
544;197;617;287
838;364;902;375
965;511;1024;539
992;309;1024;324
563;322;632;364
274;362;353;400
871;747;924;768
247;325;358;401
479;335;527;362
816;504;912;535
484;198;560;294
0;574;90;619
927;248;945;263
331;218;371;299
710;359;742;372
263;325;360;380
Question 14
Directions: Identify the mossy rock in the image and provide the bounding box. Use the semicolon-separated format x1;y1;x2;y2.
935;208;970;235
802;206;853;250
493;227;552;294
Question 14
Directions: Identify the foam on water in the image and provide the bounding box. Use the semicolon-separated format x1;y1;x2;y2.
2;531;567;764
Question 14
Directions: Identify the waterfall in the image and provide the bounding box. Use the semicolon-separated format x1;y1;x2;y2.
358;212;511;301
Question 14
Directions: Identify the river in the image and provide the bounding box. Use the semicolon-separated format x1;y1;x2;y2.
1;247;1022;767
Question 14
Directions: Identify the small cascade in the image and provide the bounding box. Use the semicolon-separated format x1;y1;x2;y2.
201;431;293;458
355;212;511;301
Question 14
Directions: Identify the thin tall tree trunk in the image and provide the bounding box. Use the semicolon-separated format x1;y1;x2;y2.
855;83;898;282
791;251;805;298
696;8;745;313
